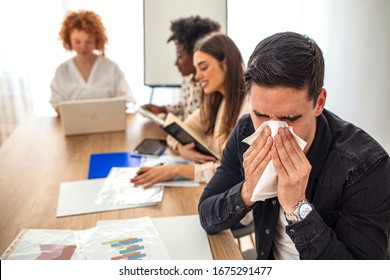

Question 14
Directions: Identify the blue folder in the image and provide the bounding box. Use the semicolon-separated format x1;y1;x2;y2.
88;152;142;179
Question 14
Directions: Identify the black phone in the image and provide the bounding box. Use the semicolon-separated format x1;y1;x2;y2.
132;138;166;156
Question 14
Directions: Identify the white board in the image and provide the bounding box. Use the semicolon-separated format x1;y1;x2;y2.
143;0;227;87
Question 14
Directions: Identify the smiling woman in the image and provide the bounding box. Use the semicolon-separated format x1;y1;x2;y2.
132;33;249;189
49;10;135;116
0;0;389;153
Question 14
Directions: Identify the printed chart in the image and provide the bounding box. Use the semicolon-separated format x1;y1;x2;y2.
102;237;146;260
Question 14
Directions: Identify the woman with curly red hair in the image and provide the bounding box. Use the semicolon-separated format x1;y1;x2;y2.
50;10;134;115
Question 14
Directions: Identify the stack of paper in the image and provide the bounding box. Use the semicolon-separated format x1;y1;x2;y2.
1;216;213;260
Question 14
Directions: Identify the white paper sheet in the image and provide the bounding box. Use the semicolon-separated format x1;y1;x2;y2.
56;179;157;217
97;215;212;260
81;217;171;260
1;229;83;260
94;167;164;205
2;218;171;260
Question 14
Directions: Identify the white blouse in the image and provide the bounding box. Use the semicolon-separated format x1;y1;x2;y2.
50;56;134;107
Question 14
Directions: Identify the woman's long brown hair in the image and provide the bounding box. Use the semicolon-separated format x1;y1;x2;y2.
194;32;246;140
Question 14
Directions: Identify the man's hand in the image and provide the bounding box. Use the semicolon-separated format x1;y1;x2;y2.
272;127;311;213
241;126;273;207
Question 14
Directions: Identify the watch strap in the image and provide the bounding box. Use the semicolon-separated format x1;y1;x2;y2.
284;199;311;224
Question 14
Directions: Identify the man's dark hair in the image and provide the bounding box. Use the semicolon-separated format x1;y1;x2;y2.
245;31;325;103
167;15;221;55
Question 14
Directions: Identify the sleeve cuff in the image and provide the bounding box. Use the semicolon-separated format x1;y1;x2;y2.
194;162;219;183
166;135;179;151
285;210;327;245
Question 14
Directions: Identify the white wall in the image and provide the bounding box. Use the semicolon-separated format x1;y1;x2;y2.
0;0;388;151
228;0;390;152
322;0;390;153
144;0;227;86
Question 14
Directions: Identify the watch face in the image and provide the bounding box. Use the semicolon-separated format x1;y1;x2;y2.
298;203;313;219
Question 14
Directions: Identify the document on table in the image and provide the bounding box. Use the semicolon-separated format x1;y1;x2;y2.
94;167;164;205
94;166;198;207
1;217;171;260
79;216;171;260
0;229;83;260
97;215;212;260
56;179;159;217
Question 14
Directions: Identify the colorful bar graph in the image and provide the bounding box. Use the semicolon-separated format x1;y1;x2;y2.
111;238;142;247
111;251;141;260
119;245;145;254
128;253;146;260
102;236;146;260
102;237;138;245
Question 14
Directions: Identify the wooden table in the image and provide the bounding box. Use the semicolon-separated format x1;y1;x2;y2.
0;114;242;260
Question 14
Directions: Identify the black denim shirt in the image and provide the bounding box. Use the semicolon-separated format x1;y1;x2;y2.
199;109;390;259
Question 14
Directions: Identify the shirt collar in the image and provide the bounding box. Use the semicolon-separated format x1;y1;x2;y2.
306;110;332;178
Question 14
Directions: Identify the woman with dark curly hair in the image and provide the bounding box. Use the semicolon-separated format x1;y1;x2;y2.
50;10;134;115
142;15;220;120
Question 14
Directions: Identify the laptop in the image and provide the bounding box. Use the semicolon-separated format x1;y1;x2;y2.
59;98;127;136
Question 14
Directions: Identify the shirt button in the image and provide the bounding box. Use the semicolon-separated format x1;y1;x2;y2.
289;229;295;235
217;216;222;221
271;199;277;205
265;229;271;235
235;205;241;211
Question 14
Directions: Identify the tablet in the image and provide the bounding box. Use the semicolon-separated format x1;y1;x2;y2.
132;138;166;156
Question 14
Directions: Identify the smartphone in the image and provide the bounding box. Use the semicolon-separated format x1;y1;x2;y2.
132;138;166;156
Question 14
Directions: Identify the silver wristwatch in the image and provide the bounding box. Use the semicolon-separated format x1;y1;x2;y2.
285;199;313;224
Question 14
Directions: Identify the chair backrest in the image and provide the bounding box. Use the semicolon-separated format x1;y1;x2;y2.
231;223;255;239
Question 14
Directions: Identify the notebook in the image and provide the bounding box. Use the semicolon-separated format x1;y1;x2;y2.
59;98;127;136
88;152;142;179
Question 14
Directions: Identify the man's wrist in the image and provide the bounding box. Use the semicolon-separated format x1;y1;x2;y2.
240;181;255;207
284;199;313;225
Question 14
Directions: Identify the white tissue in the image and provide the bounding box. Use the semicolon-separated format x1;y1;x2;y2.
242;120;307;202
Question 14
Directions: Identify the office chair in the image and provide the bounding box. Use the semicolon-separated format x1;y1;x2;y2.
241;248;257;260
232;223;255;250
231;223;256;259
